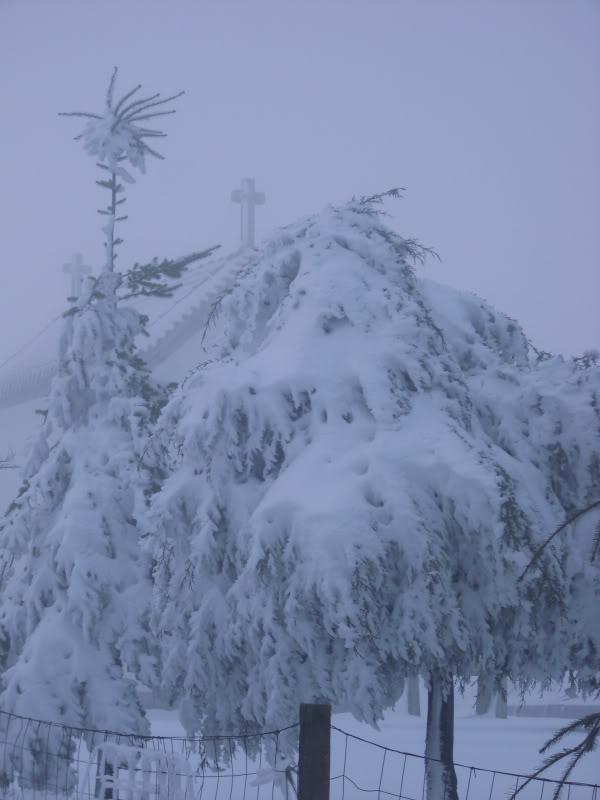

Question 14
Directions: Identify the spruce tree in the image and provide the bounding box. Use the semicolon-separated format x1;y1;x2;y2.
0;68;216;792
146;193;599;799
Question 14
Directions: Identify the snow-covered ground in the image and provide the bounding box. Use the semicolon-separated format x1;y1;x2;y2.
146;683;599;800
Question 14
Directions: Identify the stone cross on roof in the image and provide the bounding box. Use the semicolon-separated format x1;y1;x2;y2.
231;178;265;250
62;253;92;301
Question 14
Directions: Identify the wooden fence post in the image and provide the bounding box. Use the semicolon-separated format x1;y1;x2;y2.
298;703;331;800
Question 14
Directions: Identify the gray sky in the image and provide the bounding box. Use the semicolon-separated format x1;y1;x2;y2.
1;0;598;365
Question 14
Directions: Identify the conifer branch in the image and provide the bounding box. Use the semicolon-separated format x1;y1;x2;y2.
112;82;143;116
402;238;441;265
358;187;406;205
519;499;600;580
106;66;118;108
121;91;185;122
348;187;405;217
201;283;236;346
509;713;600;800
128;110;178;123
119;246;220;301
58;111;102;120
117;92;162;119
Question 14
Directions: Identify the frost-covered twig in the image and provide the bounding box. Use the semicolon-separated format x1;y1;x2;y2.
519;498;600;580
200;283;239;346
528;340;553;363
119;247;220;301
573;350;600;369
515;498;600;792
345;187;403;218
356;187;406;207
402;237;441;265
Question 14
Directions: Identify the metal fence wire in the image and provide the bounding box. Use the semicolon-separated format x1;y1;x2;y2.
329;726;600;800
0;710;299;799
1;709;599;800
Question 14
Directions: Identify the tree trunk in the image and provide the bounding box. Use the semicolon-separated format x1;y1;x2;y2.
475;676;493;715
425;673;458;800
407;674;421;716
476;675;508;718
495;676;508;719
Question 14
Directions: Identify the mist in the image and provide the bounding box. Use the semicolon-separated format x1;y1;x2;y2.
1;0;598;366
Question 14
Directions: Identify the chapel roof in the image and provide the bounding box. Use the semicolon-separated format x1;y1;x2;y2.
0;248;245;408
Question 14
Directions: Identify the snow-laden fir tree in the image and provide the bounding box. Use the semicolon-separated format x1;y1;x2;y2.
0;69;216;792
146;192;600;800
510;353;600;798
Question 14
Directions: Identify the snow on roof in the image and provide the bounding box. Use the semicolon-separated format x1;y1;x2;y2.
0;248;245;408
0;199;563;411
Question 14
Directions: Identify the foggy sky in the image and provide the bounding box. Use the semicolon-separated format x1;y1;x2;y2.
1;0;598;367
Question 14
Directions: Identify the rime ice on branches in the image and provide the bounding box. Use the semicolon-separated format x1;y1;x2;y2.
0;69;194;795
60;67;183;272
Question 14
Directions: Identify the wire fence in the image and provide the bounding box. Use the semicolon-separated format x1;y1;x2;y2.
0;710;299;799
1;709;599;800
329;726;600;800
